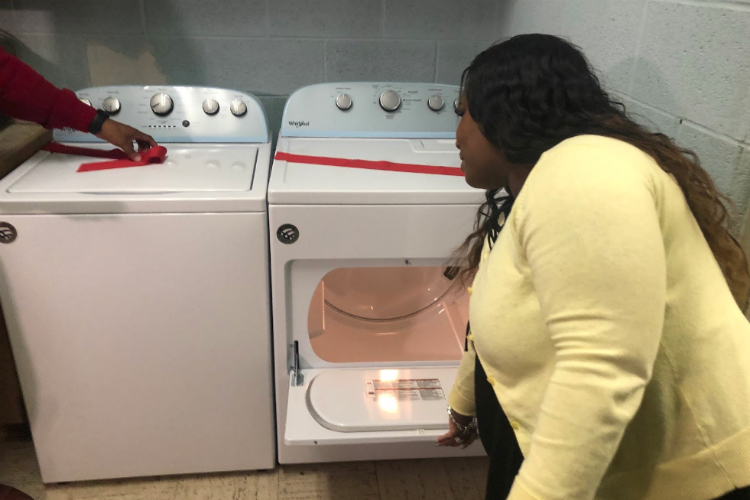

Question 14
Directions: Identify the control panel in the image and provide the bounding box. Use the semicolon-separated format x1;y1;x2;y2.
55;86;269;144
280;82;461;139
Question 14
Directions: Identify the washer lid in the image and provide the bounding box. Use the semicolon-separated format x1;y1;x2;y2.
8;144;258;194
268;138;484;205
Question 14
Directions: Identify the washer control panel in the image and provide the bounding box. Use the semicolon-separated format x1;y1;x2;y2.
281;82;460;138
55;86;268;143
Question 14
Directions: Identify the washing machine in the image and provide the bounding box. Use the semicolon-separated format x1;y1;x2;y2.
268;82;486;464
0;86;275;482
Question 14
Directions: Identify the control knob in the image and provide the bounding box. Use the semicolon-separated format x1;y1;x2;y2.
230;99;247;117
427;94;444;111
202;98;220;115
335;93;352;110
79;98;92;107
150;93;173;116
379;90;401;112
102;96;121;115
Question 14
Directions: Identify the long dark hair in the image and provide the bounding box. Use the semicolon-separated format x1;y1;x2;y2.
455;34;750;308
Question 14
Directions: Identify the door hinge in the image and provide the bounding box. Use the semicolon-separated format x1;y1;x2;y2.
290;340;304;387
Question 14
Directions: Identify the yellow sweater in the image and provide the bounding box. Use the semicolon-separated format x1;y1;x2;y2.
448;135;750;500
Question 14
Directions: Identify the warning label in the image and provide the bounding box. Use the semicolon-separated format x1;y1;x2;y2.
366;378;445;401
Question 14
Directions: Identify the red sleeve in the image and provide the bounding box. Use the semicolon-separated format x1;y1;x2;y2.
0;47;96;132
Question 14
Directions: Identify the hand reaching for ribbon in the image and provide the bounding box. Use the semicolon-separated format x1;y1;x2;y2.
96;119;157;161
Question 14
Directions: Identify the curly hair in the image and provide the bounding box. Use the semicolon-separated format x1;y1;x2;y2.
456;34;750;308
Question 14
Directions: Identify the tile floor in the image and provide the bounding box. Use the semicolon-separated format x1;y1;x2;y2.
0;439;490;500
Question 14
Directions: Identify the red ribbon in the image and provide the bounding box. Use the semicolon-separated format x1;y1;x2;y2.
43;143;168;172
273;151;463;177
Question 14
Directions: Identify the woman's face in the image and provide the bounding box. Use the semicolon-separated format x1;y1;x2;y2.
455;100;512;190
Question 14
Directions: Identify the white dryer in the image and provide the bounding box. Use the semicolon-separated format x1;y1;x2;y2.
269;82;486;464
0;86;275;482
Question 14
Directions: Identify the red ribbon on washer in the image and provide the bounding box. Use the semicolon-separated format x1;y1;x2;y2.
43;143;168;172
273;151;464;177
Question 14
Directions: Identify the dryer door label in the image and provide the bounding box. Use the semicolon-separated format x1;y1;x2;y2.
365;378;445;401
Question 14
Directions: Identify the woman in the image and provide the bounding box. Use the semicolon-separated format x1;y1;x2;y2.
437;34;750;500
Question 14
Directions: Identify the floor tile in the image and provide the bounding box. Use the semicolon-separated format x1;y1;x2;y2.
45;476;177;500
0;441;43;487
1;438;492;500
441;458;484;500
173;470;278;500
375;459;454;500
278;462;379;500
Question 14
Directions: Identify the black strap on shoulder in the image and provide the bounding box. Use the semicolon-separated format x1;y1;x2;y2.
464;194;515;352
464;321;471;352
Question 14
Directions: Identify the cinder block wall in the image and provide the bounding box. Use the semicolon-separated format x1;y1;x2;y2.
1;0;748;223
499;0;750;226
0;0;499;147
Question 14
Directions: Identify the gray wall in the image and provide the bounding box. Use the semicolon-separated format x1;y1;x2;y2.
1;0;748;221
0;0;499;147
498;0;750;226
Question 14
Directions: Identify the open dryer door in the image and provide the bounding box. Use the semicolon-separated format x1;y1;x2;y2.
285;367;459;445
284;265;468;446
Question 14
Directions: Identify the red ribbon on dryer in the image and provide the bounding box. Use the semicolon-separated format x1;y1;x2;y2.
43;143;168;172
273;151;464;177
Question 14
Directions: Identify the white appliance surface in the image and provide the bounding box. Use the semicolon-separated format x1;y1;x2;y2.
0;86;275;482
9;145;258;194
269;82;486;465
270;137;479;205
298;368;459;437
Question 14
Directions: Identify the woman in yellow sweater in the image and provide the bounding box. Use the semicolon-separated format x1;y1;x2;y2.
437;34;750;500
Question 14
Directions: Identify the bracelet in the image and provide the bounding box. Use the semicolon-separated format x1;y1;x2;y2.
447;406;477;435
88;109;110;135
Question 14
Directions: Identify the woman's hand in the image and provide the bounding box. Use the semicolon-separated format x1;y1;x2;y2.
437;408;478;448
96;119;157;161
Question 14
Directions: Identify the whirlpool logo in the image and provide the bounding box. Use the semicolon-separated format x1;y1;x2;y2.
0;222;18;244
288;120;310;128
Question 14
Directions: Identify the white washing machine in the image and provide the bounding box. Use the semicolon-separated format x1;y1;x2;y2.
0;86;275;482
269;82;486;464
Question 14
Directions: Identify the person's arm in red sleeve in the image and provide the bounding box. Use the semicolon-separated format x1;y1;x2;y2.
0;47;156;160
0;47;96;132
